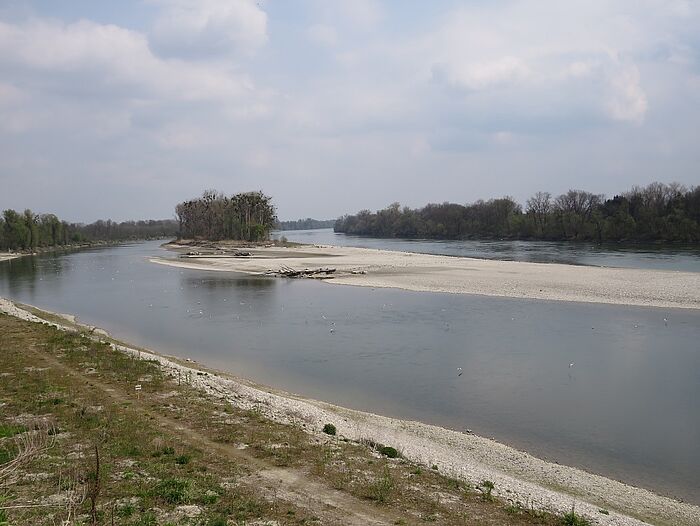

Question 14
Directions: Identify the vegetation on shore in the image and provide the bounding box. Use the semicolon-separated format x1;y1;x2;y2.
335;182;700;243
276;218;335;231
175;190;277;242
0;209;178;252
0;310;581;526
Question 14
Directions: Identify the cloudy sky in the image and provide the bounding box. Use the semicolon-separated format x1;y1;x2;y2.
1;1;698;222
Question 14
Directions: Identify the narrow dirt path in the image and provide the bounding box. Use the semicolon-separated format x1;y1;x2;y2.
25;343;403;526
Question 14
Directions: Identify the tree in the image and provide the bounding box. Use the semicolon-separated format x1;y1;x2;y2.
174;190;277;242
526;192;552;236
334;183;699;243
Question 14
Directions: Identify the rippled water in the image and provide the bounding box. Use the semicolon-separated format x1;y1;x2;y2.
273;228;700;272
1;240;698;503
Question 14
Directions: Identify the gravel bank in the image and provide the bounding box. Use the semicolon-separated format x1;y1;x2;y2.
151;243;700;310
2;297;698;526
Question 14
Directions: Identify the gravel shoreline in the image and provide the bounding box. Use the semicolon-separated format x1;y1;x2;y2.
151;243;700;310
2;297;698;526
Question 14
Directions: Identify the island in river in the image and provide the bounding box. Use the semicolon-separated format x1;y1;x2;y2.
151;240;700;310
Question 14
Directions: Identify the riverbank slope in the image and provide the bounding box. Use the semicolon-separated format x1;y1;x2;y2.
1;297;698;526
152;242;700;310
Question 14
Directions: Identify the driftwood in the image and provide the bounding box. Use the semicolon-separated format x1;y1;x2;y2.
266;266;336;279
181;251;251;259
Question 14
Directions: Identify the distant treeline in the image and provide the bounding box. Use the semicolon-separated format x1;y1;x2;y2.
0;209;178;252
334;182;700;243
276;218;335;231
175;190;277;242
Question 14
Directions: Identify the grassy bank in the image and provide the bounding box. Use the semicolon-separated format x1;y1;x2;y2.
0;312;575;525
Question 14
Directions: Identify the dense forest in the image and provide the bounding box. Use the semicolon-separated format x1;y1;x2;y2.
335;182;700;243
276;218;335;231
175;190;277;241
0;209;178;252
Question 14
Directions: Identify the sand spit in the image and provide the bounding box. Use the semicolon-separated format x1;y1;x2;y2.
1;297;698;526
151;243;700;310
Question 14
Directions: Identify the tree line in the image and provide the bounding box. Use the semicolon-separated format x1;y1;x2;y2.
334;182;700;243
175;190;277;242
1;209;178;252
276;218;335;231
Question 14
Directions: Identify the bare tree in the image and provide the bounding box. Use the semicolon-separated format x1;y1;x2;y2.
526;191;552;235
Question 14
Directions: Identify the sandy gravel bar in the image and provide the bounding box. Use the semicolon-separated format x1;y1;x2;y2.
2;296;698;526
151;244;700;310
0;253;21;262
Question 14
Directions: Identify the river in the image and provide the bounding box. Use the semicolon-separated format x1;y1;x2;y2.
273;228;700;272
1;239;698;503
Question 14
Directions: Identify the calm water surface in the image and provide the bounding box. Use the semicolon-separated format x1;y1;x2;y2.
274;228;700;272
1;240;698;503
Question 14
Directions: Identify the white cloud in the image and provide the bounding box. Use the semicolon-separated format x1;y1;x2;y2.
0;18;254;102
567;61;596;78
307;24;337;47
149;0;267;58
606;62;648;123
433;56;530;91
331;0;382;29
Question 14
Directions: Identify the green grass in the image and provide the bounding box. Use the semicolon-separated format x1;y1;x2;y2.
153;478;191;504
0;423;25;438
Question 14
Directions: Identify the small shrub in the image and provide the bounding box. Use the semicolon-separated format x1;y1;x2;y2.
481;480;495;501
562;508;591;526
0;448;12;465
431;464;438;471
366;468;394;503
131;512;157;526
379;446;399;458
0;424;25;438
175;454;191;465
201;490;219;505
0;509;8;526
322;423;336;436
153;478;190;504
208;517;227;526
598;509;609;515
116;503;135;517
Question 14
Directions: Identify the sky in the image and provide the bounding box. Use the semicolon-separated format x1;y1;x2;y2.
0;0;699;222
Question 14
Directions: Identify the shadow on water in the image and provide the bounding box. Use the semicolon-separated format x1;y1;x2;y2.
1;240;698;504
